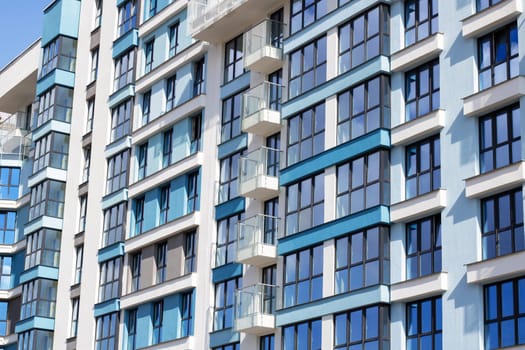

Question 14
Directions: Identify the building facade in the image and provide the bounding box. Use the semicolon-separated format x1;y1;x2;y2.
0;0;524;349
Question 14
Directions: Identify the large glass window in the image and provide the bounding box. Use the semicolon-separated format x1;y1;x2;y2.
141;91;151;126
35;86;74;129
283;245;323;307
95;313;118;350
137;143;148;180
33;132;69;173
144;39;154;73
336;150;390;217
29;180;66;220
224;35;244;83
185;231;197;274
477;0;503;11
221;90;244;143
40;36;77;77
130;252;141;292
219;151;243;203
406;135;440;199
214;276;242;331
289;36;326;98
117;0;136;36
181;291;193;337
484;277;525;349
0;167;20;200
0;257;11;290
110;99;132;142
102;202;126;247
74;245;83;285
405;0;438;46
334;305;390;349
106;150;129;194
478;23;518;90
127;309;137;350
405;60;440;121
70;298;79;338
20;279;57;319
169;22;179;57
335;226;389;294
18;330;53;350
159;185;170;225
339;6;389;74
286;173;324;235
99;258;121;302
290;0;327;34
0;212;15;245
287;103;325;166
152;300;163;344
283;319;322;350
216;213;244;266
166;74;177;111
480;104;521;173
482;188;524;260
156;242;167;284
25;229;61;269
193;57;206;97
114;50;135;91
407;297;442;350
406;215;442;279
187;171;199;213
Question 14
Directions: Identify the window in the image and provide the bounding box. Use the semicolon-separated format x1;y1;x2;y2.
219;152;243;203
484;277;525;349
156;242;167;284
290;0;327;34
103;203;126;247
130;252;141;292
334;305;390;349
480;104;521;173
482;188;524;260
221;90;244;142
144;39;154;73
94;0;102;28
407;297;442;350
286;173;324;235
169;22;179;57
193;57;205;96
86;98;95;133
214;277;242;330
106;150;129;194
70;298;79;337
0;302;6;336
141;91;151;126
74;245;83;284
0;256;11;289
152;300;163;344
406;60;440;121
110;99;132;142
149;0;157;17
287;103;325;166
187;171;199;213
477;0;503;11
261;334;275;350
18;330;53;350
33;132;70;172
159;185;170;225
29;180;66;220
20;279;57;319
479;23;518;90
213;344;240;350
127;309;137;350
338;75;389;144
264;198;279;245
184;231;197;274
117;0;136;36
137;143;148;180
216;213;244;266
162;129;173;167
266;133;281;177
405;0;438;46
190;113;202;153
0;167;20;200
262;265;277;313
289;36;326;98
35;86;74;129
25;229;61;269
0;212;15;245
134;197;144;235
339;6;389;74
284;246;323;307
283;319;322;350
166;74;177;111
79;195;87;232
406;136;440;199
335;226;389;294
99;258;121;302
40;36;77;77
336;150;390;217
90;47;99;82
181;291;193;337
224;35;244;83
82;147;91;182
95;313;118;350
114;50;135;91
406;215;442;279
269;69;283;111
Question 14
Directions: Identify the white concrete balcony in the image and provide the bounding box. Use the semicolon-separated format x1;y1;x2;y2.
0;112;31;163
239;147;280;201
467;250;525;284
235;283;276;335
390;272;448;303
242;81;282;137
237;214;278;267
462;0;522;38
188;0;283;43
391;189;447;223
391;33;444;72
391;110;445;146
244;19;284;73
465;161;525;199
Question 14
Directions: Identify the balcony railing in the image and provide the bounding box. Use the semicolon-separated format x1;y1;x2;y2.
237;214;278;266
188;0;244;37
0;112;31;162
244;19;284;73
239;147;280;201
235;283;277;335
242;81;282;137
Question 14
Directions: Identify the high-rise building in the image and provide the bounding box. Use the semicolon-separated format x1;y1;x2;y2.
0;0;524;349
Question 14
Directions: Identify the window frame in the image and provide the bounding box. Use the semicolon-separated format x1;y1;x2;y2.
404;0;439;47
98;258;122;302
405;60;440;122
102;202;126;247
213;276;242;331
285;173;324;236
95;312;119;350
406;297;442;350
290;0;327;34
283;245;323;308
334;305;390;349
287;103;325;166
106;150;130;194
289;36;327;99
166;74;177;111
224;35;244;84
216;213;244;266
155;242;167;284
113;50;135;91
169;22;180;57
406;215;442;280
130;252;141;292
405;135;441;199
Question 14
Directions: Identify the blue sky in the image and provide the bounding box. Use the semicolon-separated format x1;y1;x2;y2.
0;1;50;69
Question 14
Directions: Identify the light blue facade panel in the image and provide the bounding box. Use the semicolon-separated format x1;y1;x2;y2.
172;119;191;166
41;0;81;46
136;304;152;349
16;206;30;243
217;134;248;159
97;242;125;263
94;299;120;317
101;189;128;210
108;85;135;108
212;263;243;283
170;176;187;220
220;72;250;99
36;69;76;96
215;197;245;221
143;190;159;233
163;293;181;341
116;0;128;6
32;120;71;143
113;29;139;58
19;266;59;283
209;329;240;348
11;251;25;288
15;316;55;333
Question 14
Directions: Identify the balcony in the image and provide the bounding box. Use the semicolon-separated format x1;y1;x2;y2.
237;214;278;266
244;19;284;73
241;82;282;137
188;0;283;43
235;284;276;335
239;147;280;201
0;112;31;162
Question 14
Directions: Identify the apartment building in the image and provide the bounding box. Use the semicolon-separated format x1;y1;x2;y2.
0;0;524;349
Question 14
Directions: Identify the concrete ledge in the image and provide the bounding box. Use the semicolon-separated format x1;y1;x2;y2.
0;334;17;346
0;240;25;255
139;0;187;38
467;250;525;284
137;336;194;350
391;189;447;223
0;285;22;300
391;110;445;146
462;0;522;38
27;168;67;188
104;136;132;159
390;272;447;303
391;33;443;72
465;161;525;198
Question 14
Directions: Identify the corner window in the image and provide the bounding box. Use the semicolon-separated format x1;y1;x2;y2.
286;173;324;235
405;0;438;47
33;132;70;173
98;258;121;302
406;215;442;279
113;50;135;91
95;313;118;350
35;86;74;129
106;151;129;194
283;245;323;307
102;203;126;247
287;103;325;166
405;60;440;121
25;229;61;269
29;180;66;220
289;36;326;98
406;135;440;199
117;0;136;37
40;36;77;77
21;279;57;319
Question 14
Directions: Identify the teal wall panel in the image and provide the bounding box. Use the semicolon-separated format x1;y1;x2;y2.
41;0;81;46
36;69;76;96
113;29;139;58
215;197;245;221
212;263;243;283
97;242;125;263
94;299;120;317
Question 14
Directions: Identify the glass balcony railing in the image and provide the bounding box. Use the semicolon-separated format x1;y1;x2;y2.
235;283;277;334
0;112;31;162
244;19;284;73
239;147;280;200
242;81;282;137
237;214;278;266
